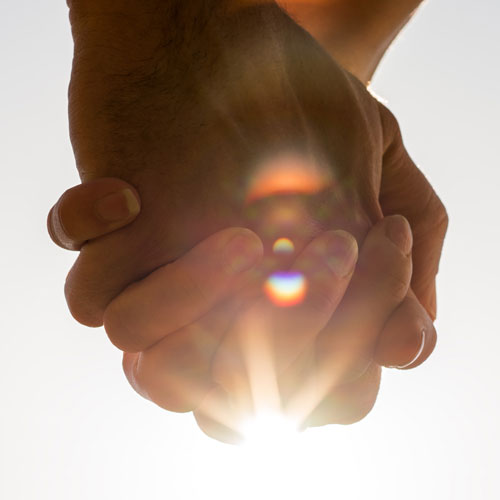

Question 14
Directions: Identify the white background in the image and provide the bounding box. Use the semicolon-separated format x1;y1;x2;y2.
1;1;499;499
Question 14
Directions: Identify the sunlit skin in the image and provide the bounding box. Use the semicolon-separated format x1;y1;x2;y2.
65;0;445;336
231;0;425;84
276;0;425;83
49;0;448;445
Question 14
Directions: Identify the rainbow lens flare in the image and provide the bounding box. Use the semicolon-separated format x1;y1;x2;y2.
272;238;295;255
264;271;307;307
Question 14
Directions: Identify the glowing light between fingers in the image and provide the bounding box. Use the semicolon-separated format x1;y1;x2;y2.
264;271;307;307
240;412;300;449
273;237;295;255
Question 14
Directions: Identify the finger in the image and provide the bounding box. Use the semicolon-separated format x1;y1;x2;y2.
122;299;241;413
47;178;141;250
122;352;142;396
313;215;413;389
305;362;382;428
375;289;437;370
378;103;449;319
211;230;359;411
104;228;264;352
194;386;245;445
267;230;359;372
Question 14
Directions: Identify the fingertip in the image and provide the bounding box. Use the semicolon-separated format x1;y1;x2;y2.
47;199;80;251
383;214;413;256
306;229;359;279
194;387;244;445
396;322;437;370
376;293;436;370
420;282;437;321
64;270;106;327
194;411;243;445
306;363;381;428
220;228;264;275
122;353;142;394
103;294;143;353
47;178;141;251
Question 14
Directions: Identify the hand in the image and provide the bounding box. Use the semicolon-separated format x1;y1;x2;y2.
51;1;447;440
65;0;446;335
196;215;420;442
49;184;433;443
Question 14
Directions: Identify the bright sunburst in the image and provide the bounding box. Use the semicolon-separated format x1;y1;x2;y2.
240;411;300;449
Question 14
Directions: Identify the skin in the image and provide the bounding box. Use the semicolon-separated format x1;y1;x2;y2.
50;0;448;441
66;1;381;327
278;0;425;84
50;196;417;441
65;0;446;325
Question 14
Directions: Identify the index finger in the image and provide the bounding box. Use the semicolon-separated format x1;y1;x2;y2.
211;229;359;414
103;227;264;353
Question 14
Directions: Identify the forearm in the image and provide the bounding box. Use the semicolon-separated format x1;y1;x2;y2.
279;0;425;83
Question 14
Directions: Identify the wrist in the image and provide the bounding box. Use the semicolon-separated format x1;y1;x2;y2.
277;0;424;84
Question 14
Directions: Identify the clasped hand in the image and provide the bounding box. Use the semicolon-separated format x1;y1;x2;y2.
49;181;436;443
49;0;447;443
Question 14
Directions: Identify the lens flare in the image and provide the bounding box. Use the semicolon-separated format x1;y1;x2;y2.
273;237;295;255
264;271;307;307
246;153;331;203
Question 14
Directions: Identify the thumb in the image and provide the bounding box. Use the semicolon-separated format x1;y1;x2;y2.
47;178;141;251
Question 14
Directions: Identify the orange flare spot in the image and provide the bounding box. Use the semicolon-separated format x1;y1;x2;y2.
246;154;331;203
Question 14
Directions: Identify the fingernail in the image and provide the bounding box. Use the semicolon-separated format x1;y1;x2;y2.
393;328;426;370
385;215;413;256
325;230;358;278
94;189;140;223
224;231;263;274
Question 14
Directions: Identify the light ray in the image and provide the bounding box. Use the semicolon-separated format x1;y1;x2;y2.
285;356;354;425
237;313;282;415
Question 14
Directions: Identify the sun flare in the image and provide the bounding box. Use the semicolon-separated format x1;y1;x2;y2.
240;412;300;449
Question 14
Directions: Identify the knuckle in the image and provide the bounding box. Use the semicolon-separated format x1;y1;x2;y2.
384;264;411;302
103;298;142;352
306;284;339;317
57;189;80;240
309;391;376;427
172;265;210;310
65;266;105;327
337;393;378;425
416;189;449;240
135;352;196;414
